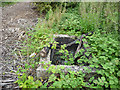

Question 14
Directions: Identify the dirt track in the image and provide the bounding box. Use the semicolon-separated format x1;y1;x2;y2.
1;2;39;88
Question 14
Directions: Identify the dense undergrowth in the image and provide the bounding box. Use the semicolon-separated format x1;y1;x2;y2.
15;2;120;89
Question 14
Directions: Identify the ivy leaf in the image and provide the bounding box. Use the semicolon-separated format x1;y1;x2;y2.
83;67;88;71
31;64;35;68
103;64;108;69
89;77;95;82
93;80;98;84
85;52;90;57
105;72;110;77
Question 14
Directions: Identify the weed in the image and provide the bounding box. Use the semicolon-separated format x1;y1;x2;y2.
15;2;119;89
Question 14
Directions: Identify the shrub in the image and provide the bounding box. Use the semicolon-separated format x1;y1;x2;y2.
77;31;120;88
33;2;78;14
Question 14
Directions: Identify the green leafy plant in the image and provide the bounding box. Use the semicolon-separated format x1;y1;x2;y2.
77;31;120;88
15;62;42;88
78;2;118;34
15;2;119;89
45;66;90;88
15;73;42;88
58;44;75;65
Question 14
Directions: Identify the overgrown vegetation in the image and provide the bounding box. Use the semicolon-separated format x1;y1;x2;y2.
0;0;22;7
15;2;119;89
0;2;15;7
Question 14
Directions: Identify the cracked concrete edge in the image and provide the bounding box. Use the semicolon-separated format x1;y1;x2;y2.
53;34;76;38
36;64;97;80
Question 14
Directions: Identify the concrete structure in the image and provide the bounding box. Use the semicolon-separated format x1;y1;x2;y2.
36;35;97;80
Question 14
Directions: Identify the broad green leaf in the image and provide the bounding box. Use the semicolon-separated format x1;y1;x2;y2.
28;76;33;81
109;80;114;85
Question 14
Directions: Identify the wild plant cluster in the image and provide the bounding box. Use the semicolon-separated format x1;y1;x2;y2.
15;2;119;89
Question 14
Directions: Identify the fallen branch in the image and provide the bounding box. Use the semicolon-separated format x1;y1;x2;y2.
0;80;15;83
18;51;23;61
4;72;17;75
0;83;12;86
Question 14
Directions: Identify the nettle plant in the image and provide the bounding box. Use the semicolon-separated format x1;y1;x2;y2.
53;31;120;88
47;70;88;88
15;73;42;88
40;61;90;88
80;32;120;88
15;63;42;88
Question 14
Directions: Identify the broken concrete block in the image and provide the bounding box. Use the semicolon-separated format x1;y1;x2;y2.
36;64;97;80
36;34;97;80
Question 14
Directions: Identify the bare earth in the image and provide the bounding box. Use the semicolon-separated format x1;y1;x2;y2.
1;2;39;89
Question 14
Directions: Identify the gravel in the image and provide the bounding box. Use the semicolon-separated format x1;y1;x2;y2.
1;2;41;89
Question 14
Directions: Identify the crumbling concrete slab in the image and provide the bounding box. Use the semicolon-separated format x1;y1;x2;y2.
37;64;96;80
36;34;97;80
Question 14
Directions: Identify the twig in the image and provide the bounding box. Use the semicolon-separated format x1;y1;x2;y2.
0;75;16;77
75;34;85;55
13;48;19;60
4;72;17;75
14;53;19;60
0;80;15;83
18;51;23;61
3;66;17;74
14;86;20;89
16;62;24;66
0;83;12;86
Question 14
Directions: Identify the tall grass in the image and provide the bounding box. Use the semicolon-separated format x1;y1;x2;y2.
45;5;66;30
37;4;66;34
78;2;118;34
